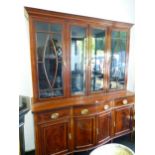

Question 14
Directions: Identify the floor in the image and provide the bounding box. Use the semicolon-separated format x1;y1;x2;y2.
25;134;135;155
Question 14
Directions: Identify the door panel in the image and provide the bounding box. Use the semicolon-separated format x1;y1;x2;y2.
114;106;132;136
90;28;106;92
35;21;64;98
74;116;95;149
97;111;111;144
39;119;70;155
109;30;128;90
70;25;87;96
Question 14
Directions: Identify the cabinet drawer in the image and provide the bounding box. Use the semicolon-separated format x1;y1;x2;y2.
37;108;70;123
114;96;134;107
73;105;97;116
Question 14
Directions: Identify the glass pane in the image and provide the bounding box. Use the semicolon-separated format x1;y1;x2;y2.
36;22;62;33
70;26;86;95
36;21;49;31
38;63;50;90
36;33;48;61
109;31;127;90
91;28;105;92
52;33;62;60
35;22;63;98
51;24;62;33
112;31;127;39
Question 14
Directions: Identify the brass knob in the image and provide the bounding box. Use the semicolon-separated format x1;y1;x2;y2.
104;104;109;110
81;109;89;115
126;115;130;120
63;61;66;67
51;113;59;119
122;99;128;105
95;100;99;104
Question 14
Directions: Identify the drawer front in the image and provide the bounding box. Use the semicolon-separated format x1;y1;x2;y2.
114;96;134;107
73;105;97;116
37;108;70;123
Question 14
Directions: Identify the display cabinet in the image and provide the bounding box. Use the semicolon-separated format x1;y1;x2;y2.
25;7;134;155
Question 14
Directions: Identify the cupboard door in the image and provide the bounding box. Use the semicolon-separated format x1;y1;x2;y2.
35;21;65;98
96;111;111;144
109;30;128;90
90;28;106;92
39;119;71;155
70;25;87;95
114;106;132;136
74;116;95;150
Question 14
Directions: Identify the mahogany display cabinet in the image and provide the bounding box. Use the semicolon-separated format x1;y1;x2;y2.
25;7;135;155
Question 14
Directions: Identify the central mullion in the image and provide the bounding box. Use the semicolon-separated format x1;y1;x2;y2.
86;25;92;95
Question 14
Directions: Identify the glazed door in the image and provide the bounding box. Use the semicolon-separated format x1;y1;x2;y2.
114;106;132;136
109;30;128;90
34;20;66;99
70;26;107;95
96;111;111;144
70;25;87;96
90;27;106;93
74;116;95;150
39;119;71;155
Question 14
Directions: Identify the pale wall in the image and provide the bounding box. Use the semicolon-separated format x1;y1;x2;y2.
18;0;135;151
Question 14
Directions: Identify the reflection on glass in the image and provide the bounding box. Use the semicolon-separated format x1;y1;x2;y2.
70;26;86;95
109;31;127;89
51;24;62;33
35;21;63;98
36;22;49;31
91;28;105;92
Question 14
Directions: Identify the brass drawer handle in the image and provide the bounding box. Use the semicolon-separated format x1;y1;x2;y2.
122;99;128;105
126;115;130;119
104;104;109;110
51;113;59;119
81;109;89;115
63;61;66;68
95;100;99;104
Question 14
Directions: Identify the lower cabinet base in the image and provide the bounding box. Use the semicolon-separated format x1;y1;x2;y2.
32;133;134;155
33;92;135;155
73;132;133;153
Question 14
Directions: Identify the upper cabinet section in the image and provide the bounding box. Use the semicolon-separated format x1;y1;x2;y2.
25;7;132;102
